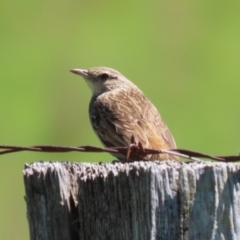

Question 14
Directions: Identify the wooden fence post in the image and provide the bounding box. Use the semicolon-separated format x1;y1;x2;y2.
23;161;240;240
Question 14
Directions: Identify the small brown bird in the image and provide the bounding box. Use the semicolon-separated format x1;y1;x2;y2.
71;67;178;161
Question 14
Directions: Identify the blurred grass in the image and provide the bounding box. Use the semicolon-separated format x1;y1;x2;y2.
0;1;240;239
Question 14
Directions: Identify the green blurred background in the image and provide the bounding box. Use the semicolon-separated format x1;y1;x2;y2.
0;1;240;239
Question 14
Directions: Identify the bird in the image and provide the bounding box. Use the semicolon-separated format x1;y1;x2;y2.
70;67;178;162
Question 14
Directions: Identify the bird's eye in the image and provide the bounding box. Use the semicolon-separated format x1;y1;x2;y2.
100;73;109;81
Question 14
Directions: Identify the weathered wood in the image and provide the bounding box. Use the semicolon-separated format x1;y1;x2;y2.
23;161;240;240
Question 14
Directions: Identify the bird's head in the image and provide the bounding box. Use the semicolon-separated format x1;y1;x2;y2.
70;67;138;96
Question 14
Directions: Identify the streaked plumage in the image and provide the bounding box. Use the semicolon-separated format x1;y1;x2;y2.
71;67;178;161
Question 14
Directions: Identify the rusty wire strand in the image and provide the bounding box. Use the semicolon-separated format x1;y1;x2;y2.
0;144;239;162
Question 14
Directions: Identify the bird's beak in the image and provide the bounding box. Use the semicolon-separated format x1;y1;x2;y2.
70;69;89;78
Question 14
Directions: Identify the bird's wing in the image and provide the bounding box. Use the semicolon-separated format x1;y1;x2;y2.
89;88;176;149
89;92;147;148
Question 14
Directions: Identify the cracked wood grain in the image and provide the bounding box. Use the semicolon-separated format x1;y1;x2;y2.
24;161;240;240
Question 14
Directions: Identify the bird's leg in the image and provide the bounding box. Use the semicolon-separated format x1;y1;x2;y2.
125;136;138;161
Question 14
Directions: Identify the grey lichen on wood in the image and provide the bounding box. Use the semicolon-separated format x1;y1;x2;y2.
23;161;240;240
